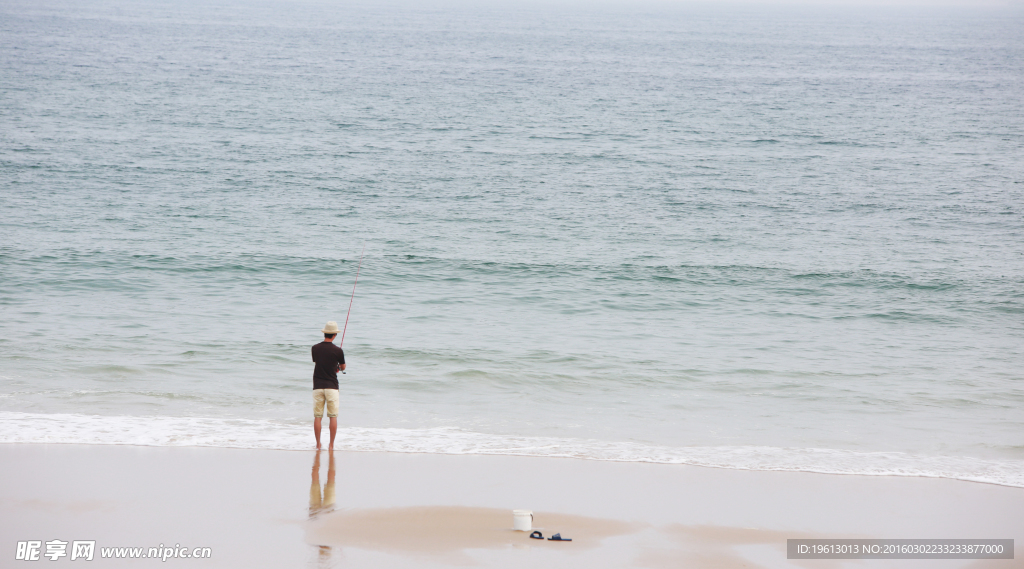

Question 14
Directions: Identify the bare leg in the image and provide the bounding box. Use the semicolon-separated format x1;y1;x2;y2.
328;417;337;450
314;417;322;449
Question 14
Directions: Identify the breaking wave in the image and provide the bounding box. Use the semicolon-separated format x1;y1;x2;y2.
2;412;1021;488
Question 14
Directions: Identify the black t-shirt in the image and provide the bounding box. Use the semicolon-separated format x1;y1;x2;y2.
311;341;345;390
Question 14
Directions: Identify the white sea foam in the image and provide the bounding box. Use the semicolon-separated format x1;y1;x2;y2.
2;412;1021;488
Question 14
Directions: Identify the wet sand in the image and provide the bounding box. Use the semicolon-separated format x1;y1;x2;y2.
1;444;1021;568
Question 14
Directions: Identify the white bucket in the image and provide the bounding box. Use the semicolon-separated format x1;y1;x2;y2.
512;510;533;532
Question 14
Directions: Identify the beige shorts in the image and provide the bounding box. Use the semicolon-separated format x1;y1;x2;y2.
312;389;339;418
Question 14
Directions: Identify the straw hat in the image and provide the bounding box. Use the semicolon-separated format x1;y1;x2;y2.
322;321;340;334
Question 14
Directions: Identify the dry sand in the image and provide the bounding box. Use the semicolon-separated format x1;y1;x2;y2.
1;443;1021;568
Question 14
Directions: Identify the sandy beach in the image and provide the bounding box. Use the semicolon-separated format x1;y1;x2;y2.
2;443;1020;568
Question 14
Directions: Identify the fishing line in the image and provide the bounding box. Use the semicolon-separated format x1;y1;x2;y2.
339;243;365;349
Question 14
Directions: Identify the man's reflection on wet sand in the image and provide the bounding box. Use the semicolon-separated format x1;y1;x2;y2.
309;450;336;567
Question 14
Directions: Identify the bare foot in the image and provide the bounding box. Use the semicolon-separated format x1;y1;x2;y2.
316;443;322;450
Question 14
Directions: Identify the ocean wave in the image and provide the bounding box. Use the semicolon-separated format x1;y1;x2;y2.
1;412;1021;488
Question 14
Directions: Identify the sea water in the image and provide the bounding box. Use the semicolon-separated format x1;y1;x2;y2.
1;0;1023;487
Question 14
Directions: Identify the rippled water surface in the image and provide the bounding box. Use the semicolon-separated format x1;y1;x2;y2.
2;0;1023;485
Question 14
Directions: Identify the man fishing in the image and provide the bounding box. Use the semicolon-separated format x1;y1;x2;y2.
312;245;364;450
312;321;346;450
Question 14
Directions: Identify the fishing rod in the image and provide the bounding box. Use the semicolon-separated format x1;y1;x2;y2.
338;244;365;374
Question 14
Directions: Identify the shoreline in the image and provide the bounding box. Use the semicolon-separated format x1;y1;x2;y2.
3;439;1023;489
3;411;1021;489
2;443;1021;568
